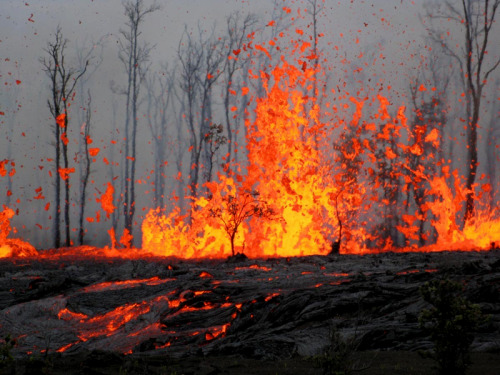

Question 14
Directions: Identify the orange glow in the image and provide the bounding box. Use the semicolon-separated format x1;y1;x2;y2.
58;307;88;321
100;182;116;218
0;160;8;177
58;167;75;180
265;293;280;302
56;113;66;128
205;323;230;341
0;206;37;258
235;264;271;271
78;301;152;341
80;276;174;293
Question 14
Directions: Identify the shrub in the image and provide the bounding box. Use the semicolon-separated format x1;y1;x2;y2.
419;279;484;375
315;325;368;375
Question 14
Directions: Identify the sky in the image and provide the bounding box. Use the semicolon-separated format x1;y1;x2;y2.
0;0;498;248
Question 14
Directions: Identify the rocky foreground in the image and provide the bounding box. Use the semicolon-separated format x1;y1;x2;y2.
0;249;499;373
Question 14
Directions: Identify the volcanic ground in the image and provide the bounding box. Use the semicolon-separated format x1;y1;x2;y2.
0;249;499;374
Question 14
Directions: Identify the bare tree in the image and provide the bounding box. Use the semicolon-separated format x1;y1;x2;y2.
178;24;226;203
115;0;159;244
423;0;500;225
404;50;450;245
0;62;21;207
407;94;447;245
78;91;92;245
222;12;258;171
305;0;324;105
74;37;104;245
197;25;226;189
371;111;404;247
332;118;367;251
144;64;177;208
40;26;87;248
303;0;329;153
177;28;203;202
485;79;500;207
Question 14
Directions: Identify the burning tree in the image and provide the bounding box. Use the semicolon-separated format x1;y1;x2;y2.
406;92;447;246
115;0;159;244
177;24;226;203
144;64;177;209
209;189;274;257
423;0;500;226
78;91;93;245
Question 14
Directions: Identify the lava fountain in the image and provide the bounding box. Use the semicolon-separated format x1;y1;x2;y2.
141;47;499;258
1;23;499;260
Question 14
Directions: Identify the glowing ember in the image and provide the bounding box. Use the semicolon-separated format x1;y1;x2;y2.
80;276;175;293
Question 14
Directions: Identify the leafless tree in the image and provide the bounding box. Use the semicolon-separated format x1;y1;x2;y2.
40;26;88;248
236;1;294;164
109;98;121;233
423;0;500;225
405;51;450;245
332;123;366;250
177;27;203;202
371;117;404;247
304;0;328;151
0;62;21;207
144;64;178;208
197;26;227;188
485;79;500;207
178;24;226;203
78;91;92;245
74;37;105;245
115;0;159;243
222;12;258;171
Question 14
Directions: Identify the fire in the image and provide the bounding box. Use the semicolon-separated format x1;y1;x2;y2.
0;206;37;258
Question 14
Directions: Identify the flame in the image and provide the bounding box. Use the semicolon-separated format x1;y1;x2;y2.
0;206;37;258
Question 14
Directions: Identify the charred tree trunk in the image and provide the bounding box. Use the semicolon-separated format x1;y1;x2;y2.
78;92;92;245
117;0;159;244
40;27;87;248
424;0;500;227
61;111;71;247
222;13;257;173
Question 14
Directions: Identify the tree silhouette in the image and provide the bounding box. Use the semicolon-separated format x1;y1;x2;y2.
210;190;274;256
40;27;87;248
423;0;500;226
115;0;159;244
